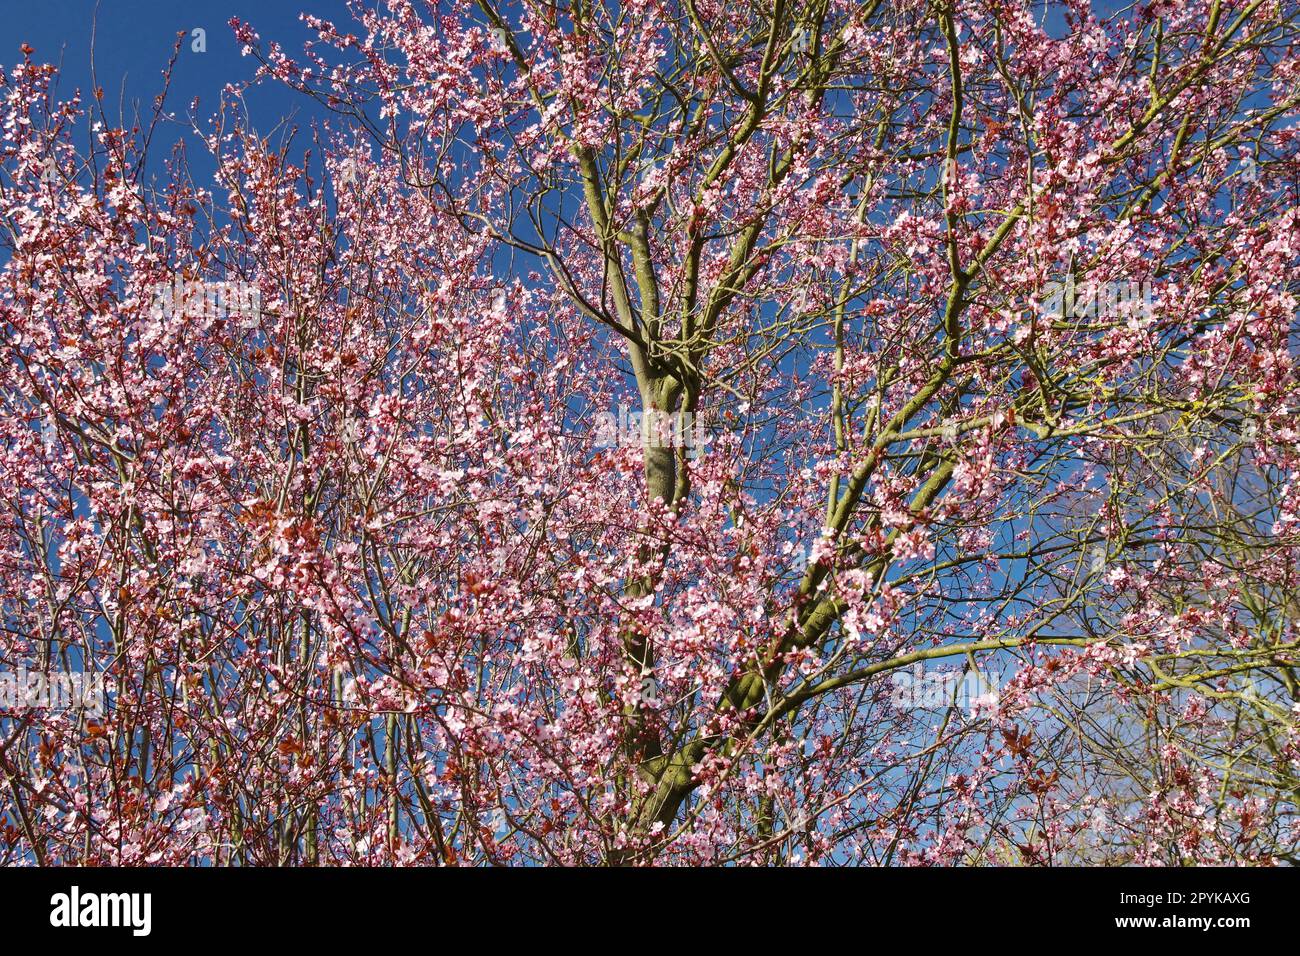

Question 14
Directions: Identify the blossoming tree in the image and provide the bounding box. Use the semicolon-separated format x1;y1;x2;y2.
2;0;1298;864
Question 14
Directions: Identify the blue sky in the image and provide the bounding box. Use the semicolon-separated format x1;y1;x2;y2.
1;0;353;145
